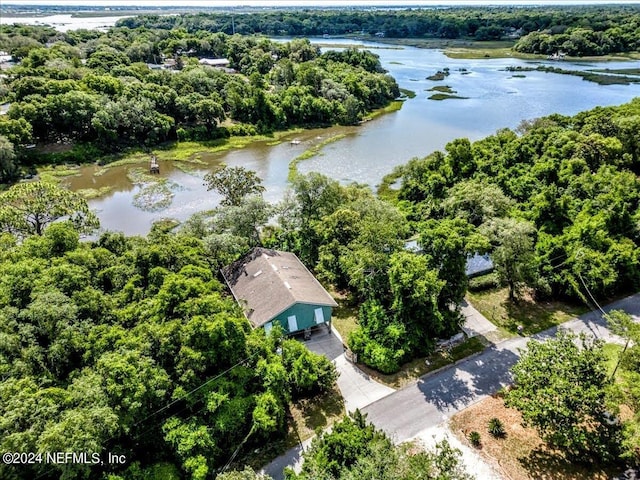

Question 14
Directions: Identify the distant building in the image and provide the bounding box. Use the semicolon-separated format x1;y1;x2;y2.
464;253;494;278
404;240;494;278
163;58;177;69
548;51;567;60
199;58;230;68
221;248;338;336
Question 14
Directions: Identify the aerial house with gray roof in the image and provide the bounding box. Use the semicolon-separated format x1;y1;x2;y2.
221;248;338;336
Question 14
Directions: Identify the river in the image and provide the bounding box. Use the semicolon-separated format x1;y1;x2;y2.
45;39;640;235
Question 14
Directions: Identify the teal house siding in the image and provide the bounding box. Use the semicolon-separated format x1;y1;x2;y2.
270;303;333;334
222;248;338;336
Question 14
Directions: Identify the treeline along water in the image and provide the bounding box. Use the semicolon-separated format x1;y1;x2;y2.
69;38;640;235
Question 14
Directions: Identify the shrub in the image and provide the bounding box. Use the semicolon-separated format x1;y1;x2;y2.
488;417;506;438
349;328;402;374
468;431;481;447
227;123;257;137
281;338;337;398
468;272;498;292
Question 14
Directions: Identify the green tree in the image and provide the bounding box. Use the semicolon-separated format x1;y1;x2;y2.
204;166;266;207
289;410;472;480
506;332;621;464
0;182;99;238
606;309;640;379
0;135;18;184
482;218;537;302
208;196;272;247
280;338;337;398
443;179;513;227
388;250;446;338
419;218;489;310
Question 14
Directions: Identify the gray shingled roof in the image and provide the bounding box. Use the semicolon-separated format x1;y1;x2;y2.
221;248;338;328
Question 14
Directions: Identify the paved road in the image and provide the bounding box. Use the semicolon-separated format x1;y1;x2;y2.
262;327;395;479
261;438;313;480
362;292;640;442
262;293;640;478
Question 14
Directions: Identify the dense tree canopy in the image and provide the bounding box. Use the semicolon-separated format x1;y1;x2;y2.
114;5;640;57
0;221;337;480
0;26;398;178
389;99;640;304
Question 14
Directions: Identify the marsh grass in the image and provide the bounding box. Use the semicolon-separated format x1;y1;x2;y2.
288;134;347;180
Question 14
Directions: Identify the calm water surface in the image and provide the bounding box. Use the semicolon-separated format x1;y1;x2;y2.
59;39;640;234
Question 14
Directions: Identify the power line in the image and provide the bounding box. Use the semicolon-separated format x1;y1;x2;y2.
577;271;607;317
132;350;260;430
31;349;265;480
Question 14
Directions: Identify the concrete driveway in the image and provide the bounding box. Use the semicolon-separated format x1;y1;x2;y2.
460;298;498;338
304;326;395;413
261;328;396;479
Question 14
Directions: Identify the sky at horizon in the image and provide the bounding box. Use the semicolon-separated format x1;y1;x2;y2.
3;0;640;6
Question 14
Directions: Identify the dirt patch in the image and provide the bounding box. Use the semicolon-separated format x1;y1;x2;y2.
450;396;619;480
288;386;345;443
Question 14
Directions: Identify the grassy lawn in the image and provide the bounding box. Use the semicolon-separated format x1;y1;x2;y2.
450;395;620;480
329;290;359;343
358;336;487;389
238;385;345;471
331;307;358;344
466;287;587;336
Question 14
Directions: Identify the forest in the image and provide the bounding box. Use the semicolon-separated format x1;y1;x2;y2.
0;24;398;183
0;203;337;480
386;99;640;305
1;8;640;477
2;96;640;476
0;165;481;479
116;5;640;56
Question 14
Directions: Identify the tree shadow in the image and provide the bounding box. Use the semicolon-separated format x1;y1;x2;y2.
300;390;345;432
417;344;519;412
519;447;617;480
